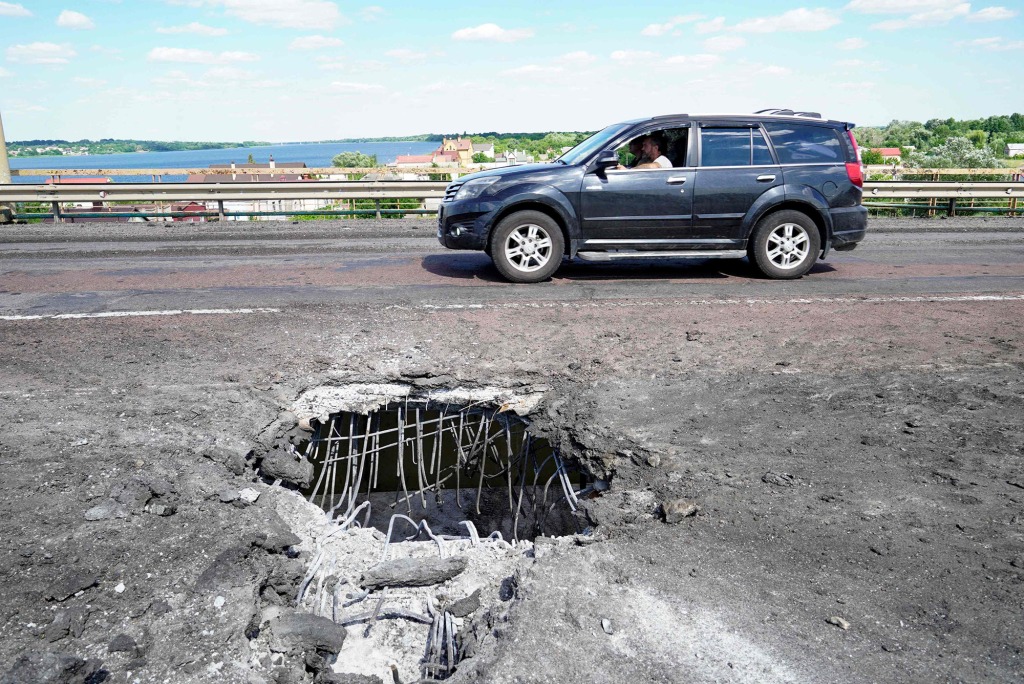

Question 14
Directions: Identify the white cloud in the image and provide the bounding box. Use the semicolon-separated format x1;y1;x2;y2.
502;64;564;76
641;22;674;37
0;2;31;17
353;59;385;71
734;8;841;32
559;50;597;65
317;61;346;71
968;6;1018;21
289;35;343;50
205;66;256;80
385;48;430;62
845;0;962;13
641;14;703;36
192;0;345;30
73;76;107;86
360;5;384;21
0;67;11;77
665;54;722;68
749;65;792;76
152;70;207;88
838;37;868;49
871;2;969;29
329;81;385;92
452;23;534;42
90;45;122;57
835;58;885;68
696;17;726;33
837;80;876;90
147;47;260;64
6;42;76;64
156;22;229;36
57;10;94;29
703;35;746;52
611;49;658;63
958;36;1024;50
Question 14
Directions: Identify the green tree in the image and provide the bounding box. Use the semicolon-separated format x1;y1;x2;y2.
247;153;255;164
331;151;378;168
881;120;932;150
860;149;884;164
966;130;987;148
472;152;490;163
906;136;997;169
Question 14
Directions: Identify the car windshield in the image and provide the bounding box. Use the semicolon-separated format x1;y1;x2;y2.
555;123;632;165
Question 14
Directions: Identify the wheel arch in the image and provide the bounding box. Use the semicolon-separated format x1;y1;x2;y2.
487;200;572;255
745;199;831;254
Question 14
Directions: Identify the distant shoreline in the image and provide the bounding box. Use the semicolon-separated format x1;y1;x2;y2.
7;138;443;158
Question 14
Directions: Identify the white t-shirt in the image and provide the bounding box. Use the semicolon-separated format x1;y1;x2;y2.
652;155;672;168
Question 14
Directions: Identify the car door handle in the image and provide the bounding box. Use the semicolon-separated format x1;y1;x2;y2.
666;176;688;185
756;174;776;182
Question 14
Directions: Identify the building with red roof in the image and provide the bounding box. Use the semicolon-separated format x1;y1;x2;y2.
871;147;902;161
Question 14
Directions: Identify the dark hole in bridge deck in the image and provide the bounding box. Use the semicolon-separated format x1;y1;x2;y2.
299;403;587;541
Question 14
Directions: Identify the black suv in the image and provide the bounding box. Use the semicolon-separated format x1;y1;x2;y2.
437;110;867;283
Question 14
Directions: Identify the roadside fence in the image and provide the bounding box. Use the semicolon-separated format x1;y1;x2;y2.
1;167;1022;222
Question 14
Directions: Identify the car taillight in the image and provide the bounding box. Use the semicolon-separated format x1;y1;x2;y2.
845;162;863;188
846;130;863;188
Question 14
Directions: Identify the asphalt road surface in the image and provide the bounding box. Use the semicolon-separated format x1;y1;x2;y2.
2;217;1024;317
1;216;1023;684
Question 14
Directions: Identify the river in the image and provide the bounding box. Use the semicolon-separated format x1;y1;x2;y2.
8;141;439;183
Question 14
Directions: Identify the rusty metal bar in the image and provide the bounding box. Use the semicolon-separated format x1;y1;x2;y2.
303;405;581;541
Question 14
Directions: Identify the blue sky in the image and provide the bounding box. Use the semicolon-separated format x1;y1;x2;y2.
1;0;1021;141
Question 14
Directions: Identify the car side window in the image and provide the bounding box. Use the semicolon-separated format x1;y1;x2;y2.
753;129;774;165
700;128;751;167
764;123;842;164
612;127;689;168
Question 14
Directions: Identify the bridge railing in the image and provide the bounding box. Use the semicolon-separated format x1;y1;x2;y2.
8;166;469;181
1;176;1023;222
0;178;450;221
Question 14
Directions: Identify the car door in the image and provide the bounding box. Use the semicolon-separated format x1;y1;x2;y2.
691;122;781;244
577;127;693;244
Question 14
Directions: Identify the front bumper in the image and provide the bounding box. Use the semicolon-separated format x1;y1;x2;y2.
436;200;498;250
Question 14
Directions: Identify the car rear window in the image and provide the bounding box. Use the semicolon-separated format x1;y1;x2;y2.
764;123;844;164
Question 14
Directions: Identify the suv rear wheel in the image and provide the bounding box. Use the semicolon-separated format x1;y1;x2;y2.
750;210;821;279
490;211;564;283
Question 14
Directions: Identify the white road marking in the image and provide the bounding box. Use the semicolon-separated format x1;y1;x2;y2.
0;307;281;321
388;293;1024;311
2;294;1022;322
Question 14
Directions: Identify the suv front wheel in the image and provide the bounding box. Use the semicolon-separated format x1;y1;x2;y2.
490;211;564;283
750;210;821;279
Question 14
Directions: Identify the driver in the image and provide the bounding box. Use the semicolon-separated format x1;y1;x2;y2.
618;133;671;169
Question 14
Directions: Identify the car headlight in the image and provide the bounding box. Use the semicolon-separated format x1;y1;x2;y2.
453;176;500;201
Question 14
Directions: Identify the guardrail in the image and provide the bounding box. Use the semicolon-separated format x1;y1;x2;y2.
1;178;1022;223
864;166;1023;178
11;165;1023;179
9;166;472;180
861;181;1023;216
0;180;449;221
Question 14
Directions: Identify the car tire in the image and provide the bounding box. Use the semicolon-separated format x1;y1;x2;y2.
749;210;821;279
490;211;564;283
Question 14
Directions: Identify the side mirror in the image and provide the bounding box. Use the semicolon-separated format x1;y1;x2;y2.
594;150;619;170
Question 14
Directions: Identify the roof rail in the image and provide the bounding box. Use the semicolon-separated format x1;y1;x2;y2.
754;108;822;119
